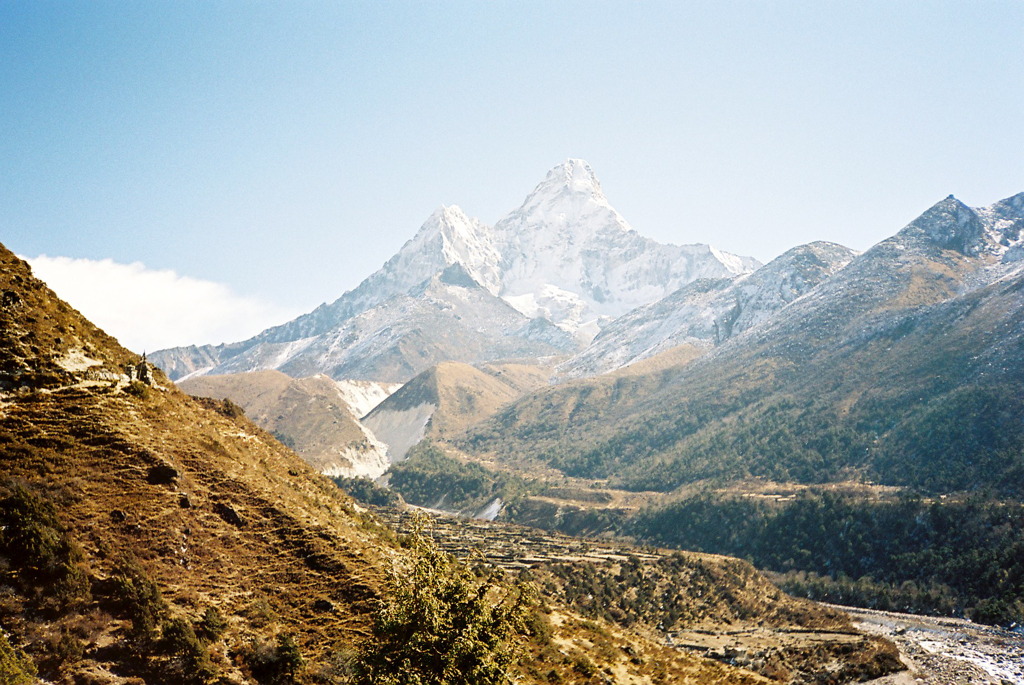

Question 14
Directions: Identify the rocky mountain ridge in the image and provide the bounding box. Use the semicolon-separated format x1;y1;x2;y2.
459;190;1024;495
151;159;759;382
559;240;857;378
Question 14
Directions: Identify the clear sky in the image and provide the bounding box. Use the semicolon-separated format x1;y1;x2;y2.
2;1;1022;351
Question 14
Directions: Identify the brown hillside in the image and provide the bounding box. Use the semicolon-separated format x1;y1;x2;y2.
180;370;387;477
362;360;552;462
2;246;850;684
0;248;392;682
427;361;551;439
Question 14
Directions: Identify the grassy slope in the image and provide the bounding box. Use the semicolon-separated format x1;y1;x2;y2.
1;245;832;684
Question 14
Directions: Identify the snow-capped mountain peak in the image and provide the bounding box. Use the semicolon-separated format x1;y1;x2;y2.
501;159;623;240
151;159;761;380
533;158;608;203
356;204;500;303
898;192;1024;262
415;205;502;293
491;159;759;337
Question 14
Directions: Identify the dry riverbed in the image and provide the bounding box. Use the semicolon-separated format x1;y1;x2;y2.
839;605;1024;685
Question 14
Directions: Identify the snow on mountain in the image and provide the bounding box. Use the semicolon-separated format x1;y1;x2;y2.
333;378;403;419
242;205;500;346
883;192;1024;265
488;159;761;340
559;241;857;378
963;191;1024;262
194;266;574;383
152;159;760;381
557;191;1024;381
715;191;1024;374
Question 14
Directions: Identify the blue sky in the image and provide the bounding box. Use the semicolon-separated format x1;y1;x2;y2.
2;1;1022;351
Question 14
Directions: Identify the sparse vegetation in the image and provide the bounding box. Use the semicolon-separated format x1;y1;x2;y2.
160;616;215;683
125;378;152;399
196;606;227;642
332;476;401;508
0;481;90;610
245;633;304;684
111;556;169;646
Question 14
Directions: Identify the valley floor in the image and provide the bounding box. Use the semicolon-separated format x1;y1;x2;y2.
840;605;1024;685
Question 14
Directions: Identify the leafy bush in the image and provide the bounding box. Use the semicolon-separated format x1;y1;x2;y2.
0;631;37;685
111;557;168;645
0;482;90;609
350;522;532;684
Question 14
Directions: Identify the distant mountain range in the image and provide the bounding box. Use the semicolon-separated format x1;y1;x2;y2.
559;240;857;378
462;192;1024;496
152;162;1024;501
42;156;1024;632
151;159;758;383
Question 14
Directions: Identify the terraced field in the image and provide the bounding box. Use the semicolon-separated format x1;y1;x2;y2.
376;507;904;684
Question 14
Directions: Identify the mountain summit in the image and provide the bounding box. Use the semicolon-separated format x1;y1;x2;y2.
514;158;609;209
152;160;759;381
490;159;760;337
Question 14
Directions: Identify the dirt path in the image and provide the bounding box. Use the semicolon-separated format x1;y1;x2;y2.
837;605;1024;685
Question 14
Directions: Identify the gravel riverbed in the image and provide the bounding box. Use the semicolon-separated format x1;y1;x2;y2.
836;605;1023;685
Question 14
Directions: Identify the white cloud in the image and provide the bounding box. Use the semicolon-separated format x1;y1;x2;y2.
23;255;295;353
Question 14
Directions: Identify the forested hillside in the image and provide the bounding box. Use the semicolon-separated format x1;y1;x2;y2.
462;195;1024;497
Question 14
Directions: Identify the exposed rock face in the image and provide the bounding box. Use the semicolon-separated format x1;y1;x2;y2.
152;160;758;382
559;241;857;378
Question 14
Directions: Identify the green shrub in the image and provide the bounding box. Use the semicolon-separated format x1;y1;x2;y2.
244;633;303;684
196;606;227;642
125;379;151;399
111;557;168;645
41;626;84;673
350;521;531;684
0;631;37;685
161;616;215;683
0;482;90;608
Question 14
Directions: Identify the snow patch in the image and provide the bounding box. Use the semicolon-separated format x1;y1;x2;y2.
319;441;390;480
475;497;503;521
361;403;437;463
332;378;402;419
